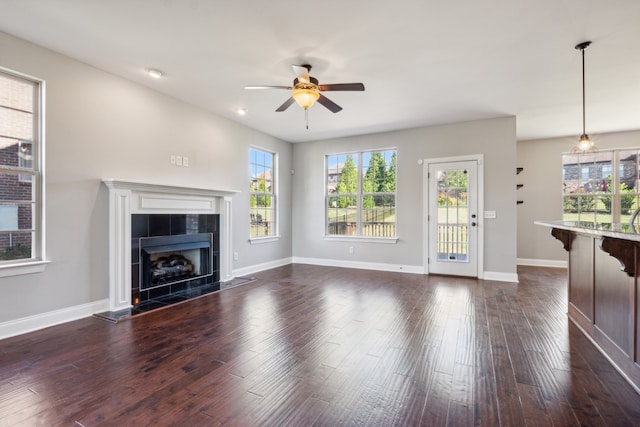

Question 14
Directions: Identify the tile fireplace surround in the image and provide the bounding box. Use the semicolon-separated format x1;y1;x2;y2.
103;179;238;312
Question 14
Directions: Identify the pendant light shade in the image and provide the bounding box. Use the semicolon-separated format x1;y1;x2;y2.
573;41;597;153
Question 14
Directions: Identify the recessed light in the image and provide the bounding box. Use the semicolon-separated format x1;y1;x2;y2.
145;68;164;79
236;108;248;116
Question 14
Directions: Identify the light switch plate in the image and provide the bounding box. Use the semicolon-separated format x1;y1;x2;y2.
484;211;497;219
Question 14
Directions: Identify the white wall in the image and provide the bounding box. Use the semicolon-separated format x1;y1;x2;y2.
517;129;640;265
0;31;292;325
292;116;518;278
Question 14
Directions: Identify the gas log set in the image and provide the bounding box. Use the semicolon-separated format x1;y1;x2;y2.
151;254;195;284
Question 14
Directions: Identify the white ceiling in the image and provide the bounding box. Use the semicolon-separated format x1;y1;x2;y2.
1;0;639;143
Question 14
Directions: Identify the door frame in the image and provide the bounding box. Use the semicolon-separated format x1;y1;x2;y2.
422;154;484;278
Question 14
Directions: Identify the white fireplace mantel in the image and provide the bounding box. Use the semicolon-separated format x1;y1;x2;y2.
103;179;239;312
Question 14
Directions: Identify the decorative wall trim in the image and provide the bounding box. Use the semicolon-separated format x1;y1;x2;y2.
517;258;568;268
0;299;109;340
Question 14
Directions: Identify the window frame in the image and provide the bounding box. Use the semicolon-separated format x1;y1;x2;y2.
324;149;398;243
0;66;48;277
562;149;640;225
249;146;278;243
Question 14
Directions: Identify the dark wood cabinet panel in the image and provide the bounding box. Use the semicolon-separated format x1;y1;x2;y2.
594;247;632;355
637;277;640;364
569;234;594;320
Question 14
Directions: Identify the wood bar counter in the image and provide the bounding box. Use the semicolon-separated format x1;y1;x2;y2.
537;220;640;393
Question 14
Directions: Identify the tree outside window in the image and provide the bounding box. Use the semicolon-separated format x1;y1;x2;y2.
326;150;396;237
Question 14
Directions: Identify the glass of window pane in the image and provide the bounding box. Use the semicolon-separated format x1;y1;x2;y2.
0;184;33;260
327;195;357;235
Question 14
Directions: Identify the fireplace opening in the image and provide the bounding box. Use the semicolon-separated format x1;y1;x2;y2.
140;233;213;291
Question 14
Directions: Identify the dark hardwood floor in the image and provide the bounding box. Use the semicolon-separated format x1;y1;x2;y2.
2;264;640;426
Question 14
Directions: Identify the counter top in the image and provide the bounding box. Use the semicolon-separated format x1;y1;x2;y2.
535;220;640;242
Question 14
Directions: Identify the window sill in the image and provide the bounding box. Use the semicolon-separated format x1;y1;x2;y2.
0;260;50;278
324;236;398;244
249;236;280;245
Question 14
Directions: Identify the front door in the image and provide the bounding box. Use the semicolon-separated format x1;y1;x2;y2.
427;160;479;277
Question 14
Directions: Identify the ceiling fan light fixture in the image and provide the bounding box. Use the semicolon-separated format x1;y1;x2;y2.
292;88;320;110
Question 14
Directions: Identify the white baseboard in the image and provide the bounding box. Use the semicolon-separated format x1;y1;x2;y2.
517;258;568;268
232;257;293;278
0;299;109;340
1;257;535;340
292;256;424;274
241;256;515;281
481;271;519;283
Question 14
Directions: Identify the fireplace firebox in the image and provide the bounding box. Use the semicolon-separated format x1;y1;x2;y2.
140;233;213;290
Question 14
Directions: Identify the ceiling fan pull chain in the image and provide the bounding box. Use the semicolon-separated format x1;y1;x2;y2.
306;108;309;130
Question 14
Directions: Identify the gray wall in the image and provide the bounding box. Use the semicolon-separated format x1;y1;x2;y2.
0;31;293;323
1;29;521;330
517;129;640;264
291;116;518;276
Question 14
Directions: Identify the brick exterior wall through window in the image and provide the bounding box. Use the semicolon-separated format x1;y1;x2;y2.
0;70;37;258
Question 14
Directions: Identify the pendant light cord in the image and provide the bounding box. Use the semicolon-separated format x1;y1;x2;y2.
581;46;586;136
575;41;591;137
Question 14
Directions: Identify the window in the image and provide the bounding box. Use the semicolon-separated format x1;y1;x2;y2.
0;67;45;270
249;147;276;239
326;150;397;238
562;149;640;224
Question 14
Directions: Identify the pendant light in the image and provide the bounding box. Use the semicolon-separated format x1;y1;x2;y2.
573;41;597;153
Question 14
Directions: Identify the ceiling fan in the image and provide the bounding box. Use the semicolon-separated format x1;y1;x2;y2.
245;64;365;113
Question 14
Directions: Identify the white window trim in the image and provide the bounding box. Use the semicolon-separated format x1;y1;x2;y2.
249;146;278;242
324;236;398;244
0;260;50;278
249;235;281;244
0;66;47;277
325;149;397;239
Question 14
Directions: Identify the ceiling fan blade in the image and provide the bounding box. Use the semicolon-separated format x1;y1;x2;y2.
292;65;310;83
318;83;365;91
276;97;296;112
317;94;343;113
245;85;292;90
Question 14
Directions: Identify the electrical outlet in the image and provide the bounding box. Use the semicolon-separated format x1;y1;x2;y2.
233;252;239;261
170;155;176;165
349;246;354;254
176;156;183;166
183;156;189;167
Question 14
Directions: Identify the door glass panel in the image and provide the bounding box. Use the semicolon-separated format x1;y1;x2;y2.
436;168;469;263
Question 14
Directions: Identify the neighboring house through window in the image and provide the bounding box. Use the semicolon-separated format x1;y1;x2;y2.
249;147;276;239
0;67;45;272
562;149;640;224
326;149;397;238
